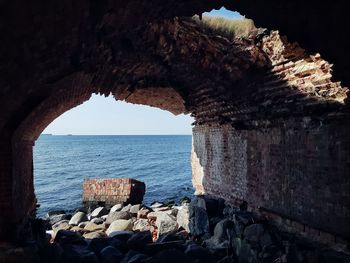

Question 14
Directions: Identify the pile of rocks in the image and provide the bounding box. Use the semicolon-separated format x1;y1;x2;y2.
41;197;349;263
46;201;190;243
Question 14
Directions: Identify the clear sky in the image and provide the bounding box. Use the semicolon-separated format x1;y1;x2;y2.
42;7;241;136
203;7;243;19
43;95;194;135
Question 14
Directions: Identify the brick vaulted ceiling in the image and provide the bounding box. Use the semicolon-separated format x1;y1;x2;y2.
0;0;349;243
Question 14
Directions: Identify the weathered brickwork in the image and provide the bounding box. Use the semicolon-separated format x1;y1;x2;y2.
0;0;349;245
83;178;146;206
192;123;350;242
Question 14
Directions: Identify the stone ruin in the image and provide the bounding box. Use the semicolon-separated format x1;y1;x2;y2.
83;178;146;206
0;0;349;260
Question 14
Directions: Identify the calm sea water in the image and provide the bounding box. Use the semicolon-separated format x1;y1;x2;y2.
34;135;193;216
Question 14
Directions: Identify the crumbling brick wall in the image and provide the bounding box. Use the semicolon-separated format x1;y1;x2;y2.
192;121;350;243
83;178;146;206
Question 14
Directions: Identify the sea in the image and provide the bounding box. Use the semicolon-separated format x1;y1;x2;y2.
34;135;193;216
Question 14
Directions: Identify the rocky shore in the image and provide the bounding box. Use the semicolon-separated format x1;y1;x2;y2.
32;196;349;263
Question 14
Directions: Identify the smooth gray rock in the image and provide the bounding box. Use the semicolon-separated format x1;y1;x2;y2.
106;219;133;235
129;204;141;215
69;212;88;226
91;207;108;218
121;204;132;212
177;205;190;232
156;213;178;238
100;246;123;263
106;211;131;224
110;204;123;213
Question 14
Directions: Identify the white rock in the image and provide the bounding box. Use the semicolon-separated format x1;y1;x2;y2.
91;207;108;218
69;212;88;226
121;204;132;212
177;205;190;232
110;204;123;213
156;213;178;238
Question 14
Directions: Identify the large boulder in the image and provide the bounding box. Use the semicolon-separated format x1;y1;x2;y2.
106;219;133;236
91;207;108;218
156;213;178;238
189;196;210;236
69;212;88;226
106;211;131;225
177;205;190;232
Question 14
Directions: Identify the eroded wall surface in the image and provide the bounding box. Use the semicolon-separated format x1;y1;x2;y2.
192;122;350;241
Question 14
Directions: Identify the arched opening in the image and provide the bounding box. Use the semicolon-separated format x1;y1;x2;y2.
0;3;349;260
33;94;194;216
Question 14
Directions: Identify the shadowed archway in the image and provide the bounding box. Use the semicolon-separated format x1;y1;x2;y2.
0;2;349;245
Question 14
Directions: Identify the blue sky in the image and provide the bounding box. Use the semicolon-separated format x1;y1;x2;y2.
203;7;243;19
43;95;194;135
42;8;240;136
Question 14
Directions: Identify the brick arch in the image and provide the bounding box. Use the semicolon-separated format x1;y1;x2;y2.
0;1;350;246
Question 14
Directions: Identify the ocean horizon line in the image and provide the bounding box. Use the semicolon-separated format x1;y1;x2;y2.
41;133;192;136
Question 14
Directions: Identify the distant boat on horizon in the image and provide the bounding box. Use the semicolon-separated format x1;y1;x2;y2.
41;133;53;136
67;134;73;136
